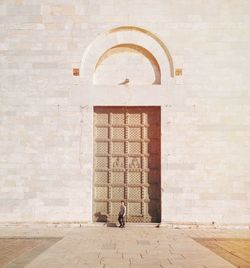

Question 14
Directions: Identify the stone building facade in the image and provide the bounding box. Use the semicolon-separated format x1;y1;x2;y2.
0;0;250;226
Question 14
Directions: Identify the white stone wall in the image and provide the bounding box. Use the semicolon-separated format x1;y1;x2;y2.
0;0;250;225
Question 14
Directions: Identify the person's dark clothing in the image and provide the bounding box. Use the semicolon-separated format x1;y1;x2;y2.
118;204;126;227
118;214;125;227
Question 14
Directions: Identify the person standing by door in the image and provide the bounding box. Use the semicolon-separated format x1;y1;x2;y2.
118;201;126;228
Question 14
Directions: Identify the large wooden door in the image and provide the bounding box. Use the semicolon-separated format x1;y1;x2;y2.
93;107;161;223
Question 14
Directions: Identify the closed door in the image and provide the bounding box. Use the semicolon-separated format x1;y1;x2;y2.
93;106;161;223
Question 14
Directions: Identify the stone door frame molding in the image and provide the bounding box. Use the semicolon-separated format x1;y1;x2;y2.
74;26;174;223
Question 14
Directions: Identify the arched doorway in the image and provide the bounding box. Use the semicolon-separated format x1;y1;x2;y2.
73;25;174;223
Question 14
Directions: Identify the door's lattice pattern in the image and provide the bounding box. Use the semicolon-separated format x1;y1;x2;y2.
93;107;161;223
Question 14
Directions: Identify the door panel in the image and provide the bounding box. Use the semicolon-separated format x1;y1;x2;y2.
93;106;161;223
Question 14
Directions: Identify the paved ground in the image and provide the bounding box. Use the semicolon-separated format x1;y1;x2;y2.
0;225;250;268
194;238;250;268
0;238;61;268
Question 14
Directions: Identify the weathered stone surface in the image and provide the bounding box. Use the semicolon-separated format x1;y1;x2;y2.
0;0;250;225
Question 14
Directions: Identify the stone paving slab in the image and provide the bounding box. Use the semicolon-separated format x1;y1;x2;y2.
194;238;250;268
0;237;61;268
0;226;249;267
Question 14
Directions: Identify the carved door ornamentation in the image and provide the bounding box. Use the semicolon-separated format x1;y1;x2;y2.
93;107;161;223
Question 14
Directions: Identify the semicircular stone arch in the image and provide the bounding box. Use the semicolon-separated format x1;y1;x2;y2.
80;26;174;85
94;43;161;85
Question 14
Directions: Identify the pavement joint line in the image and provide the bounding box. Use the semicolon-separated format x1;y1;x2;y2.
0;228;249;267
